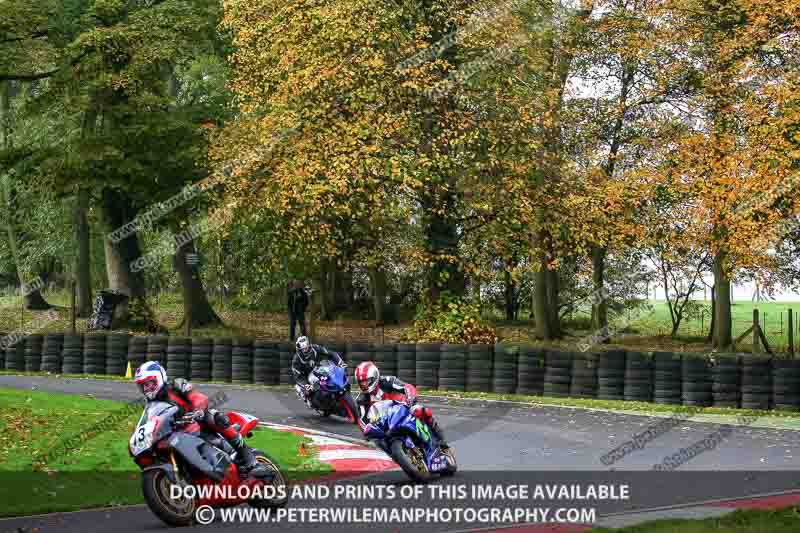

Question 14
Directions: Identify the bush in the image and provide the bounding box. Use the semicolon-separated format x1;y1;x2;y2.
402;292;498;344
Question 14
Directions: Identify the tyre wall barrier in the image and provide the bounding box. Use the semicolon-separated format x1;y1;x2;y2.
231;337;254;384
439;344;466;392
5;333;800;411
493;344;517;394
712;353;740;408
416;343;440;390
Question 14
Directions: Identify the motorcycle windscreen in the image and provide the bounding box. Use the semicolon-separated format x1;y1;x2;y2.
314;360;344;392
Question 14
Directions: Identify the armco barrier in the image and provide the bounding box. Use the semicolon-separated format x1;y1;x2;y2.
3;333;800;411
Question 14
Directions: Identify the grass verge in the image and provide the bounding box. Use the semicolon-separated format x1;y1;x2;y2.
0;387;330;517
588;507;800;532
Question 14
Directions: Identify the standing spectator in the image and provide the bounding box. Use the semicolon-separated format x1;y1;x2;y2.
288;280;309;341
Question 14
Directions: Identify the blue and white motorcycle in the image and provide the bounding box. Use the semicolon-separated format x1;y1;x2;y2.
363;399;457;482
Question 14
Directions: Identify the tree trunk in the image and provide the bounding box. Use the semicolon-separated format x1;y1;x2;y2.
504;267;515;321
706;284;716;344
0;80;50;310
175;237;221;328
591;246;608;334
533;268;552;339
101;188;147;324
545;266;561;337
75;187;92;317
713;250;733;349
317;261;334;320
369;266;386;323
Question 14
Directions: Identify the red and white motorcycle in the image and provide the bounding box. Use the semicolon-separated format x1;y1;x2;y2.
129;401;288;526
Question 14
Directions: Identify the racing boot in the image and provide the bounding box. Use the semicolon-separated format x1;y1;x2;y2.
428;418;449;451
231;435;269;477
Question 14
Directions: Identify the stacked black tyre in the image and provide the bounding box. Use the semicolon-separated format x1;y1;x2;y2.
570;352;598;399
374;344;398;377
146;336;168;370
740;355;772;410
106;334;130;376
24;334;44;372
624;351;653;402
712;353;741;408
597;350;626;401
232;338;254;384
278;342;294;385
772;358;800;411
492;344;518;394
396;344;416;384
327;342;346;361
543;350;572;398
415;343;440;390
345;343;373;381
190;338;213;382
467;344;493;393
167;337;191;380
212;338;232;383
83;333;107;375
653;351;682;405
0;334;5;369
127;336;148;372
4;340;24;371
62;334;84;374
682;354;712;406
43;334;66;373
439;344;467;391
254;339;280;385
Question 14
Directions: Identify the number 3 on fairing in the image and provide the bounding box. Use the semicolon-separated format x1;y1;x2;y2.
415;419;431;442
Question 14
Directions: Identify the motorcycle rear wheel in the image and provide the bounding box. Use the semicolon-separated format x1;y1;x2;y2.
390;440;432;483
142;469;196;526
249;451;289;508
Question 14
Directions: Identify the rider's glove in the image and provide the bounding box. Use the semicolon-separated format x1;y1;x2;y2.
179;410;203;425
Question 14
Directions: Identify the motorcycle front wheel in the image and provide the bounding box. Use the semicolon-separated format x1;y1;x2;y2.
249;451;289;508
142;469;197;526
390;440;432;483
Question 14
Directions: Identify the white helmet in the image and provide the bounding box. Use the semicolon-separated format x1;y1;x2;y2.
135;362;167;400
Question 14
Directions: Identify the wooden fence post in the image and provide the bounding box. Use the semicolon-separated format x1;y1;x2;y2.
789;309;795;357
753;309;761;353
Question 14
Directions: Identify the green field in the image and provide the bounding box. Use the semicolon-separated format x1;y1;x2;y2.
0;387;330;516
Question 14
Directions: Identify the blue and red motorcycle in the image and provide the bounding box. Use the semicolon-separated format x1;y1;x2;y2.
363;399;457;482
298;359;359;423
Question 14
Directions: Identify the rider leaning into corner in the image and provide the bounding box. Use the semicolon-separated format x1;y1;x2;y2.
134;362;268;476
354;361;449;450
291;336;347;408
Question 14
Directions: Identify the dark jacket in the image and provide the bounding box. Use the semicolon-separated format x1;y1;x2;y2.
288;287;309;314
291;344;345;386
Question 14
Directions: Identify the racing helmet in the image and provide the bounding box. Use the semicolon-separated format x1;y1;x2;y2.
135;362;167;400
355;361;380;394
295;336;316;361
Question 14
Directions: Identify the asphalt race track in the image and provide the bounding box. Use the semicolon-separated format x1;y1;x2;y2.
2;375;800;532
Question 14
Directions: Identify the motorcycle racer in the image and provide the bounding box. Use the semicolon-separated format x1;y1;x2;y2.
354;361;449;449
134;361;267;475
291;336;346;408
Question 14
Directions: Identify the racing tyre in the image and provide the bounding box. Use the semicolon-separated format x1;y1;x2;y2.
390;439;432;483
338;394;359;424
440;447;457;476
249;451;289;508
142;468;196;527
